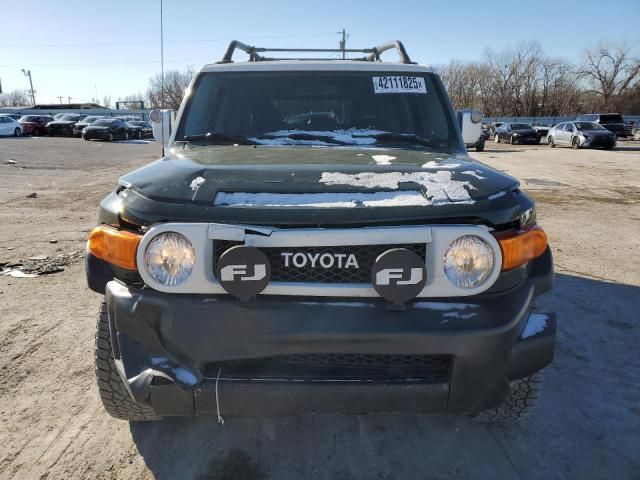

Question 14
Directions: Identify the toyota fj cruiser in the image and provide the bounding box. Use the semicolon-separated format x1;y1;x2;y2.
86;41;555;423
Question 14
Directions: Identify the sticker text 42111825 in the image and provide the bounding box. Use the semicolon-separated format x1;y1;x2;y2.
373;76;427;94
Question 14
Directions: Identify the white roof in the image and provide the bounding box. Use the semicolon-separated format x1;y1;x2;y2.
200;60;433;73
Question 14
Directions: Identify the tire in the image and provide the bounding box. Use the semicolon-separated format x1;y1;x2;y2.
471;371;544;423
33;129;39;136
108;133;114;142
495;134;500;144
137;130;142;140
125;131;129;140
509;135;514;145
572;137;580;149
95;301;159;421
475;140;485;152
548;136;556;148
82;135;88;141
14;128;21;137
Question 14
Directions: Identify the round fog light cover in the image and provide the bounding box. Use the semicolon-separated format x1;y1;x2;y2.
443;235;494;289
144;232;195;286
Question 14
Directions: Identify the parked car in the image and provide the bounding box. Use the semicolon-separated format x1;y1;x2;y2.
494;123;540;144
73;116;106;136
18;115;54;136
82;118;129;141
86;39;555;423
0;115;23;136
1;113;22;121
575;113;626;137
127;120;153;138
488;122;503;139
47;114;87;136
115;115;142;123
532;123;551;137
547;121;616;149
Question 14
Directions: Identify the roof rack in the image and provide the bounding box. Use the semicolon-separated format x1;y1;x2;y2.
218;40;415;64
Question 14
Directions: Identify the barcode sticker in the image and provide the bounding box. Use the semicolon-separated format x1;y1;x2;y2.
373;76;427;94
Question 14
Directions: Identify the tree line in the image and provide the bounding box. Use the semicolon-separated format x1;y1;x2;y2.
437;41;640;117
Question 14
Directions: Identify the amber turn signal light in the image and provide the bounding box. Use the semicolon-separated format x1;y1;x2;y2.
87;225;141;271
495;225;548;271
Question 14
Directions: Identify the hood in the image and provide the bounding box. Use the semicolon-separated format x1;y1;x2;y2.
512;128;537;135
48;120;76;126
581;129;615;136
117;146;523;227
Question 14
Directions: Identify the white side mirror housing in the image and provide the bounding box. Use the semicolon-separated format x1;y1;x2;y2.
458;109;484;145
150;109;176;147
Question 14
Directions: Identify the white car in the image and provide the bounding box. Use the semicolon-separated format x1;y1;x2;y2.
0;115;23;136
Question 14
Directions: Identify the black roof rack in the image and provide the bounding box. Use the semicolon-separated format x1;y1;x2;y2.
218;40;415;64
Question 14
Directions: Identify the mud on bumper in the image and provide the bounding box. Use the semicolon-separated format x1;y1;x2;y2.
103;253;555;417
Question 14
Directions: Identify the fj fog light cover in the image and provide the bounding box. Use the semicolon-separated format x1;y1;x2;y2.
144;232;195;286
443;235;494;289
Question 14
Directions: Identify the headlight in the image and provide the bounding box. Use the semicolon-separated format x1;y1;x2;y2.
144;232;195;286
512;132;520;136
443;235;494;289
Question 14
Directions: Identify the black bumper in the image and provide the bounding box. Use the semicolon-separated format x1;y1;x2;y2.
102;250;555;417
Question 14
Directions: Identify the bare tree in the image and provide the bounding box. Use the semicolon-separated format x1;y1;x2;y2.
0;89;30;107
579;43;640;110
101;95;112;109
147;68;195;110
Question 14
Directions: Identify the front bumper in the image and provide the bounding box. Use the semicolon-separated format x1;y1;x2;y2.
102;249;555;417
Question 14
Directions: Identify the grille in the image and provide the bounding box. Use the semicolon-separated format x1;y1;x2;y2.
214;240;425;283
204;353;452;383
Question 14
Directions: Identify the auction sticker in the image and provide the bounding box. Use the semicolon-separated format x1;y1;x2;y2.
373;76;427;94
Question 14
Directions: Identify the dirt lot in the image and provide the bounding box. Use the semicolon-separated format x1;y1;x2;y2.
1;137;639;480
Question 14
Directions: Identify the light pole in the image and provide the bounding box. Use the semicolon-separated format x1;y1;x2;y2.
21;69;36;107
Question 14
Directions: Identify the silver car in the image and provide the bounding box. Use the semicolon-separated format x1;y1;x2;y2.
547;121;616;149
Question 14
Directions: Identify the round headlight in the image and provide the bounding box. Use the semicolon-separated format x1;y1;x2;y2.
443;235;494;289
144;232;195;286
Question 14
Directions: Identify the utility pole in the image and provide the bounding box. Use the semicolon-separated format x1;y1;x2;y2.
338;29;346;59
57;96;64;104
21;69;36;106
67;96;72;104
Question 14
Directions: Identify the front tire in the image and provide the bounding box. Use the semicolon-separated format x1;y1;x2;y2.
475;140;485;152
572;137;581;149
14;128;21;137
548;136;556;148
108;133;114;142
95;302;159;421
471;371;544;423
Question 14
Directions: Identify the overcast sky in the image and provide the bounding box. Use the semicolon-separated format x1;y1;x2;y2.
1;0;638;105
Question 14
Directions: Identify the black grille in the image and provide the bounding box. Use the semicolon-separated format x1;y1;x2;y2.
214;241;425;283
204;354;452;383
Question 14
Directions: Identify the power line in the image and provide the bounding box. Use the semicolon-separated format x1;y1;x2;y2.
0;32;337;49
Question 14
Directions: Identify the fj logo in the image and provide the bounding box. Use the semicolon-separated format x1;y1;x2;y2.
219;264;267;282
375;267;423;286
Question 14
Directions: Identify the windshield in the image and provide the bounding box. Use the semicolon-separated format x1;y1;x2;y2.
575;122;605;131
93;119;112;127
19;116;39;122
60;114;82;121
599;114;623;123
83;116;102;123
178;71;458;151
511;123;532;130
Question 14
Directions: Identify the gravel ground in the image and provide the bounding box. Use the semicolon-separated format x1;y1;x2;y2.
0;137;639;480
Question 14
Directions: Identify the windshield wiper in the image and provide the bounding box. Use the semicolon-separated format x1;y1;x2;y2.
183;132;257;145
358;132;442;148
257;132;347;145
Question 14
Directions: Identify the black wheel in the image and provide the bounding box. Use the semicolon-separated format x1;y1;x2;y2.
509;135;515;145
536;138;541;145
137;130;142;140
33;129;39;136
108;133;114;142
475;140;485;152
95;301;159;421
572;137;580;149
471;371;544;423
82;135;88;141
548;136;556;148
14;128;21;137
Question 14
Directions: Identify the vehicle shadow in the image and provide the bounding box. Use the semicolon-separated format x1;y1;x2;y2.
129;273;640;480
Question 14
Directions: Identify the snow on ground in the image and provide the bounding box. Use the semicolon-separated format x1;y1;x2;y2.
372;154;396;165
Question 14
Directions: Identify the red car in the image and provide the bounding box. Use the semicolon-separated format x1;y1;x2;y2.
18;115;54;136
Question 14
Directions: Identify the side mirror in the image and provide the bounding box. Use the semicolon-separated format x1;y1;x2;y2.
457;109;484;145
149;109;176;148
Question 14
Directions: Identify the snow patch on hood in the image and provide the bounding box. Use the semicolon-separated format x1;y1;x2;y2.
214;191;430;208
190;176;206;191
251;128;389;146
320;171;475;205
371;154;396;165
421;160;461;169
